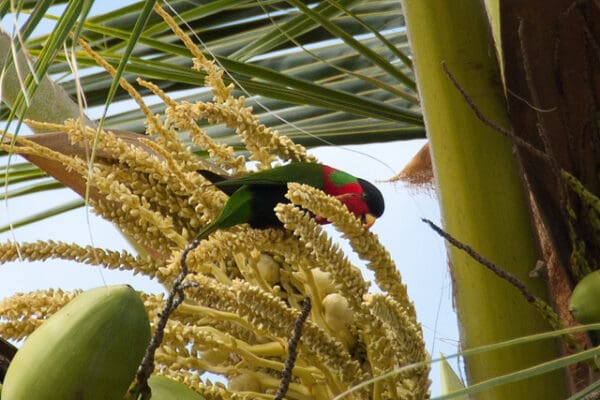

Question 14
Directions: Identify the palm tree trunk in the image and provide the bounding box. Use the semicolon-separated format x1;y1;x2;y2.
400;1;567;398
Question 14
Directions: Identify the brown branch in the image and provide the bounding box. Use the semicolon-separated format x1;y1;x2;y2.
422;218;536;303
440;60;551;163
131;238;200;399
274;297;312;400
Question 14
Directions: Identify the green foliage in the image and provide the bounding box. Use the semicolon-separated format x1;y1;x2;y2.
0;0;422;227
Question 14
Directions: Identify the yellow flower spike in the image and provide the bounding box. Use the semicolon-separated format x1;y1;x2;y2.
95;165;191;236
0;6;429;399
136;137;226;223
285;182;417;321
152;4;232;104
187;123;247;173
365;294;429;399
275;202;368;312
123;169;205;232
158;322;322;388
137;77;177;109
5;126;192;255
163;101;246;173
367;294;428;368
91;172;186;249
62;121;156;167
1;133;179;256
230;281;364;389
155;4;315;167
182;275;363;393
77;37;162;135
0;240;160;279
21;120;66;132
134;78;196;161
92;199;175;260
62;120;218;220
184;229;288;279
357;295;430;399
0;289;78;340
184;101;276;167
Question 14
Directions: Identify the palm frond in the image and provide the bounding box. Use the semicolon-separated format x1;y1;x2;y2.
0;0;422;228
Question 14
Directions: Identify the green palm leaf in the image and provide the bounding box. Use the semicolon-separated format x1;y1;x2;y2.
0;0;421;227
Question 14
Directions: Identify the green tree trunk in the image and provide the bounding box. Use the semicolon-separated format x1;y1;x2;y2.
400;1;567;399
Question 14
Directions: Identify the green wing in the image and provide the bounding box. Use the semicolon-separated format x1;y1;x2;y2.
215;162;325;188
194;185;255;240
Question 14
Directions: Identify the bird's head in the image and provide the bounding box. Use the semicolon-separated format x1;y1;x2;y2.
329;178;384;229
318;164;385;229
357;178;385;228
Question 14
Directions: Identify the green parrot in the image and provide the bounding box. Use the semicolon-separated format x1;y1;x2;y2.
173;163;384;320
193;162;385;242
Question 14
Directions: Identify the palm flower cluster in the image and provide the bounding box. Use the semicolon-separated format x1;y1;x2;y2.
0;5;429;399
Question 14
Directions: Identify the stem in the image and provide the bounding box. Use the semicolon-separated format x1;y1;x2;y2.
400;1;566;398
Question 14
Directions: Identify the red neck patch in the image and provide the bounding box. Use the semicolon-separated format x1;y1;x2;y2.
321;165;361;194
321;165;369;217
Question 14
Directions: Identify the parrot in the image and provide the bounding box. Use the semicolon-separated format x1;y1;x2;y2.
175;162;384;312
193;162;385;241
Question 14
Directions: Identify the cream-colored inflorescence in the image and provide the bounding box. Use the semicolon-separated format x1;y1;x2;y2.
0;5;429;400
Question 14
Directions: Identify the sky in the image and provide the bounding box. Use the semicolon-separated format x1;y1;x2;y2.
0;2;460;396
